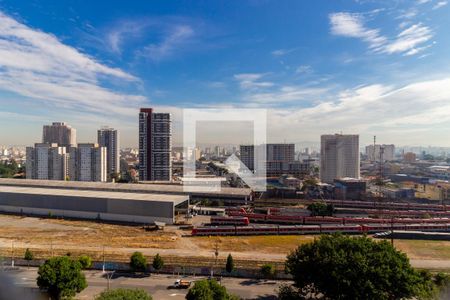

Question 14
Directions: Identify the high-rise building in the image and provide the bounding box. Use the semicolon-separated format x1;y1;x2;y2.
240;144;307;177
97;127;120;179
26;143;68;180
68;143;107;182
42;122;76;147
366;144;395;162
139;108;172;181
320;134;360;184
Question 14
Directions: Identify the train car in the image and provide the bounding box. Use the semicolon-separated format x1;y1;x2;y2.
320;224;362;234
405;224;450;232
210;216;250;226
265;214;304;224
235;225;278;235
191;226;236;236
304;216;343;225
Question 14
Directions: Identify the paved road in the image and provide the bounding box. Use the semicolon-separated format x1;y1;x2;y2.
2;267;283;300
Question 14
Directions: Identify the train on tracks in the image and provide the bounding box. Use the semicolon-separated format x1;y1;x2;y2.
226;212;450;225
191;223;450;236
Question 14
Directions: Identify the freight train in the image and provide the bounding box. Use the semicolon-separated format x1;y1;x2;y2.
191;223;450;236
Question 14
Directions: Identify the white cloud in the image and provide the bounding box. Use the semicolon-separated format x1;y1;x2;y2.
295;65;312;74
106;19;149;54
329;12;434;56
243;85;328;105
0;11;145;118
234;73;274;89
139;25;195;61
271;48;297;56
433;1;448;9
264;77;450;145
329;12;386;49
382;23;433;55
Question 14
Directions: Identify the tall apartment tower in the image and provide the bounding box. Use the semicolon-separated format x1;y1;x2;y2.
320;134;360;184
365;144;395;162
240;145;255;171
68;143;107;182
26;143;68;180
139;108;172;181
97;127;120;178
42;122;76;147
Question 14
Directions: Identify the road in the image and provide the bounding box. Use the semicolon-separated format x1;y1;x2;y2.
2;267;283;300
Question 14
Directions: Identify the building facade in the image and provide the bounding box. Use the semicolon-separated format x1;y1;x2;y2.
139;108;172;181
26;143;67;180
68;143;107;182
365;144;395;162
239;144;308;178
320;134;360;184
97;127;120;179
42;122;76;147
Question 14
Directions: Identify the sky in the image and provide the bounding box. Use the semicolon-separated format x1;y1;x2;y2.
0;0;449;147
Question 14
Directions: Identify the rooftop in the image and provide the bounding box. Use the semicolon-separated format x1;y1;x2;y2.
0;178;252;197
0;185;188;204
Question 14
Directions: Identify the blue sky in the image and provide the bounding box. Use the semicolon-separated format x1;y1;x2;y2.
0;0;449;147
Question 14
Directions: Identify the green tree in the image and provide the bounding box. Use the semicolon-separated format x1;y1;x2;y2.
284;233;437;300
78;255;92;269
186;279;239;300
37;256;87;300
130;252;147;273
152;253;164;273
24;248;34;261
95;288;152;300
24;248;34;267
307;202;334;217
225;254;234;273
260;264;275;279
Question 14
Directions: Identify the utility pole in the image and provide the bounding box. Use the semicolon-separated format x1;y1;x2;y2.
102;245;105;273
11;241;14;268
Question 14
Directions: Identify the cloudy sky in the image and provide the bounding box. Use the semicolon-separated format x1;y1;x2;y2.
0;0;449;147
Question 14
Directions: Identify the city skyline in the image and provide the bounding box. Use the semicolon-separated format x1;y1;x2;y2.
0;1;450;147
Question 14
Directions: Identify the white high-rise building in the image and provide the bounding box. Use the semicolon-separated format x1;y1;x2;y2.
26;143;68;180
42;122;76;147
97;127;120;179
365;144;395;162
320;134;360;184
139;108;172;181
68;143;107;182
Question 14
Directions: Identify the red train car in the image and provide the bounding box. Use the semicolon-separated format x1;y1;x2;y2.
210;216;250;226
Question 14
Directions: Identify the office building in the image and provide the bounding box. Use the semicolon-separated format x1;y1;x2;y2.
139;108;172;181
366;144;395;162
68;143;107;182
26;143;68;180
320;134;360;184
42;122;76;147
97;127;120;178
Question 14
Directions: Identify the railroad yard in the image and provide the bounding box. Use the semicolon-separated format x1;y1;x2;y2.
1;197;450;271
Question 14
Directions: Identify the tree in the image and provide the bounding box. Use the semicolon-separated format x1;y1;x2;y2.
284;233;437;300
24;248;34;267
186;279;239;300
307;202;334;217
37;256;87;300
225;254;234;273
130;252;147;272
260;264;275;279
152;253;164;273
78;255;92;269
95;288;152;300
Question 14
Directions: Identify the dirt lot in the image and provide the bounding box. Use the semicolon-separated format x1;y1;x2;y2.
1;215;450;269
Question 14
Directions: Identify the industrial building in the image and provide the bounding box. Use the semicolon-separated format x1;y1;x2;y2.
0;182;188;224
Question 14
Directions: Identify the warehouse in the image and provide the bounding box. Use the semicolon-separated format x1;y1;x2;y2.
0;185;189;224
